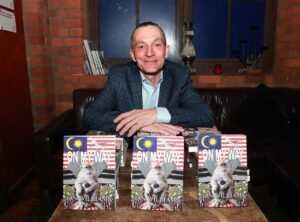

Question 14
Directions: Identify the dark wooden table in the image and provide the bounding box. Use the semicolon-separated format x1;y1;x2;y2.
49;151;268;222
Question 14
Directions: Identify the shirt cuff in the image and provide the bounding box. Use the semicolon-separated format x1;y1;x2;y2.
156;107;171;123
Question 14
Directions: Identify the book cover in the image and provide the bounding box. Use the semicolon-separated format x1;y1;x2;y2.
116;137;128;167
83;40;98;75
137;131;177;136
183;126;221;147
87;130;128;167
183;127;221;168
86;130;129;199
91;50;105;75
83;59;91;75
63;135;117;210
131;136;184;211
197;134;249;207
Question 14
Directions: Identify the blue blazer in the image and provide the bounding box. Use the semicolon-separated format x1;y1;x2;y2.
83;60;214;132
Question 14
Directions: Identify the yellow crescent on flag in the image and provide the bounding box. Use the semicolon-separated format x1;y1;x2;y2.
66;137;74;151
201;135;210;149
135;137;144;151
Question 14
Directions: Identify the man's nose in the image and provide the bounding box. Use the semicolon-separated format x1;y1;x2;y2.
146;46;154;57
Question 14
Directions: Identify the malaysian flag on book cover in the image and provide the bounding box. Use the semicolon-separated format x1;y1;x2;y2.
183;127;221;168
197;134;250;208
63;135;117;210
131;136;184;211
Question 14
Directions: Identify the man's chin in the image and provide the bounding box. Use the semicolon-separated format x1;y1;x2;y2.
134;62;165;75
142;71;161;76
139;67;164;75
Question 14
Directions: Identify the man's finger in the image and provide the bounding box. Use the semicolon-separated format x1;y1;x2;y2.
115;115;136;132
160;127;181;135
139;123;184;136
165;125;184;133
118;120;137;136
114;110;135;123
127;125;140;137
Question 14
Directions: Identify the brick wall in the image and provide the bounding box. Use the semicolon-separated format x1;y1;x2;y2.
22;0;106;130
22;0;55;131
273;0;300;86
22;0;300;131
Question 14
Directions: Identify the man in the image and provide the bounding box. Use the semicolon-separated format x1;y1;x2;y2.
83;21;214;137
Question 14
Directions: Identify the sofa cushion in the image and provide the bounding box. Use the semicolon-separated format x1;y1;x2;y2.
282;107;300;145
267;151;300;221
246;132;297;154
232;83;292;136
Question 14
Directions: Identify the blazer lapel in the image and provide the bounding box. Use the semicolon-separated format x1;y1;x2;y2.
128;68;143;109
158;68;172;107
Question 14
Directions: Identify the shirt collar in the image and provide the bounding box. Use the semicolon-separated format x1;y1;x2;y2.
140;71;164;85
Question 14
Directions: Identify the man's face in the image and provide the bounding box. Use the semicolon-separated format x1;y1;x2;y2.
130;25;170;76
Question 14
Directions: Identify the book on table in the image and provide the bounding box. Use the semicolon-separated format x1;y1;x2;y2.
183;126;221;151
62;135;118;210
183;127;221;168
131;134;184;211
197;133;250;207
87;130;128;167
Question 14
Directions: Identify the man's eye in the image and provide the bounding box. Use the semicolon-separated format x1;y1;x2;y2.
137;45;144;49
155;43;162;47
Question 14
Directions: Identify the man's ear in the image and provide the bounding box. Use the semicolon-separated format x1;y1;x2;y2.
130;49;136;62
165;45;170;58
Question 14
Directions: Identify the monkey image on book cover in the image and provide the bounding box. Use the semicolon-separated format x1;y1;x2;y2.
131;135;184;211
197;134;250;208
62;135;117;210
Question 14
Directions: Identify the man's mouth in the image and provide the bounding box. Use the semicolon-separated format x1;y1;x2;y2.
144;60;157;64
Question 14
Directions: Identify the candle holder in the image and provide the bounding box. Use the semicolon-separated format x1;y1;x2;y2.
181;21;196;74
231;26;268;74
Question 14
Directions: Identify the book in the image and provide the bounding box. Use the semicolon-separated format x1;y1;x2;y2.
183;126;221;139
137;131;177;136
83;40;98;75
63;135;117;210
131;135;184;211
83;59;91;75
91;50;105;75
116;137;128;167
197;134;250;207
86;130;129;199
87;130;128;167
183;127;221;168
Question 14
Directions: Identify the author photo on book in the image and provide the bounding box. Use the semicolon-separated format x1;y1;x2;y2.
84;21;214;137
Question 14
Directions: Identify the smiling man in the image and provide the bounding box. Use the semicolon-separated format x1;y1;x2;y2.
83;21;214;136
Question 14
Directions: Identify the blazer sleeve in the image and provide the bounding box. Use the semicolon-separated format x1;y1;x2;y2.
168;70;214;128
83;72;122;132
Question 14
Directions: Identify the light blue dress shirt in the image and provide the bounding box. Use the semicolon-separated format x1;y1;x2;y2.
140;72;171;123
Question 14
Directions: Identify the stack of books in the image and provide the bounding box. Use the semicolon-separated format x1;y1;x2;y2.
62;135;117;210
83;39;107;75
131;134;184;211
62;132;128;211
183;127;250;208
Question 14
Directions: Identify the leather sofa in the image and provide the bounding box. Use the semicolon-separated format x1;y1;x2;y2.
33;84;300;221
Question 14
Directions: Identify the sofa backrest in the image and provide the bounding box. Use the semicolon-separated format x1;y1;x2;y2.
73;87;300;134
73;88;102;132
195;88;254;131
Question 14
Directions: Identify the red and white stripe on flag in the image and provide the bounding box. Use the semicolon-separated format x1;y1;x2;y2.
198;134;247;168
63;135;116;169
132;136;184;170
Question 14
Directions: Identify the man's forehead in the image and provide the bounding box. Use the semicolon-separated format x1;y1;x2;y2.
133;26;163;40
134;38;164;45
